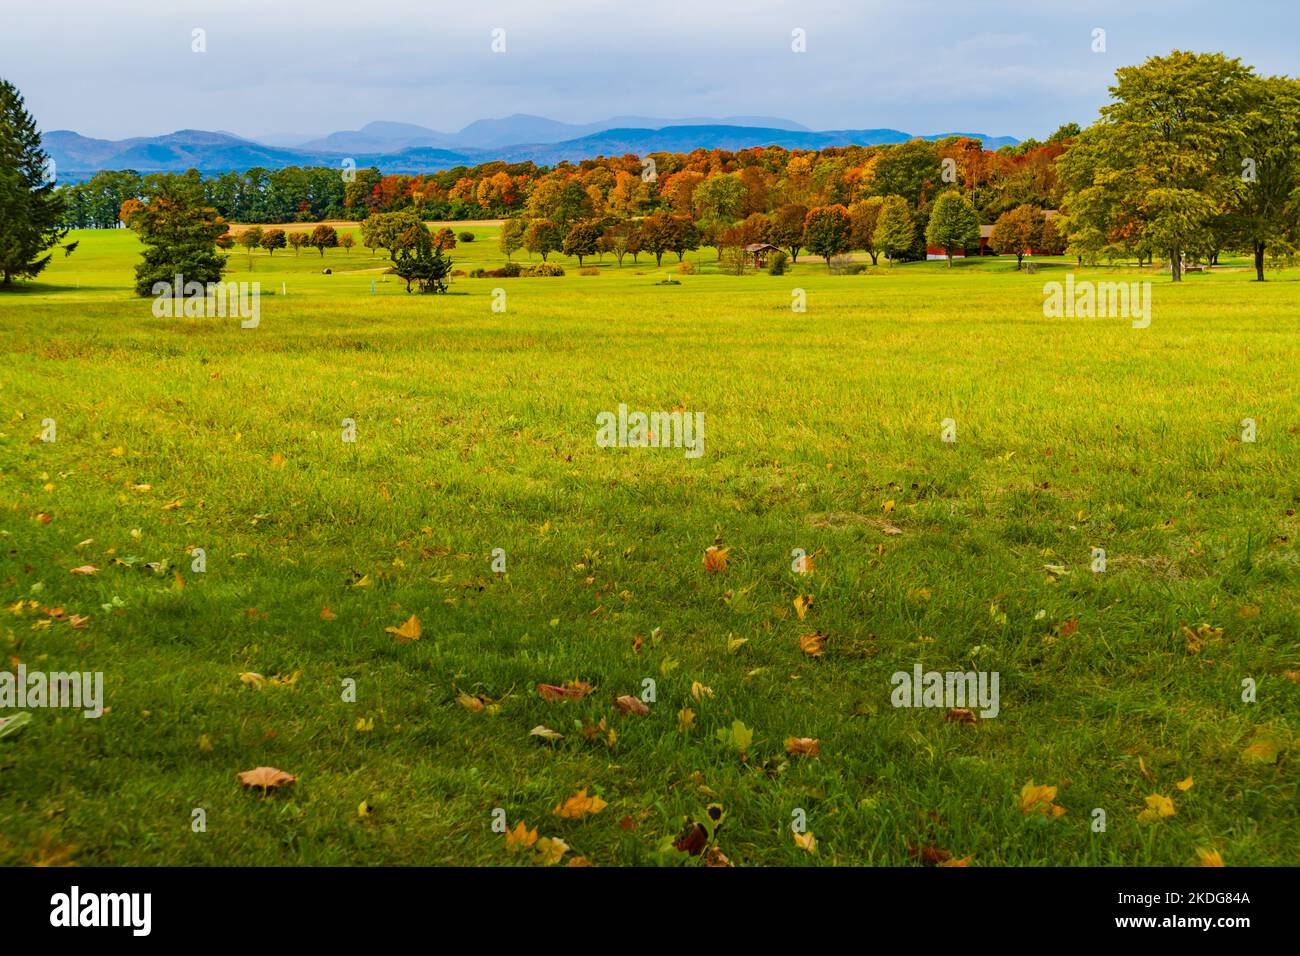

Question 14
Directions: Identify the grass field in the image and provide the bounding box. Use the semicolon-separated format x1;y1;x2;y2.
0;225;1296;867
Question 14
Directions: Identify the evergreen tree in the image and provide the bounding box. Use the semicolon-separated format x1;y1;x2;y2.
128;178;229;296
0;79;69;287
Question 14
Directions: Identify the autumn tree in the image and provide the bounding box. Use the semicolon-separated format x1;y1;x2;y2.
260;227;286;256
288;231;307;255
238;226;263;269
339;233;355;255
525;219;561;261
563;219;602;266
849;196;885;264
499;217;526;260
769;203;808;262
309;224;338;256
126;178;229;295
989;204;1046;269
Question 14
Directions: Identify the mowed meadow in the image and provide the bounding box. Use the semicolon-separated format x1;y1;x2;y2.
0;225;1296;867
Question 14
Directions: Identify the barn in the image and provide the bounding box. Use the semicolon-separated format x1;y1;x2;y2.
925;210;1059;260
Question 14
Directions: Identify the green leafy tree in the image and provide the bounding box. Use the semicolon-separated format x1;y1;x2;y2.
925;191;980;266
499;217;526;260
126;178;229;295
803;204;853;267
393;224;452;293
0;79;69;286
639;212;678;267
872;195;915;264
1225;74;1300;280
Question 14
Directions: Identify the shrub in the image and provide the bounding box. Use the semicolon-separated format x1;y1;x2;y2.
523;262;565;277
678;260;695;275
451;269;467;277
458;231;475;243
580;266;599;276
829;255;865;275
767;250;789;275
470;262;522;279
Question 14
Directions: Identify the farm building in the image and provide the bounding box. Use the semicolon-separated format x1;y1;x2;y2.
744;243;781;267
926;210;1059;260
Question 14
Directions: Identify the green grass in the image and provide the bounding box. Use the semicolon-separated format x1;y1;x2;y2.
0;227;1296;867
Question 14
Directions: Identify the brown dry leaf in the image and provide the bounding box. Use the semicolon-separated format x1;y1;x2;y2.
702;546;729;573
384;614;421;643
505;820;538;851
674;823;708;855
1281;670;1300;683
529;725;564;742
944;708;978;725
553;788;607;820
614;694;649;716
704;845;732;867
536;679;594;701
938;855;973;867
69;565;98;576
239;672;266;690
908;842;951;865
785;737;820;757
882;524;903;536
319;607;337;621
237;766;295;790
798;632;826;657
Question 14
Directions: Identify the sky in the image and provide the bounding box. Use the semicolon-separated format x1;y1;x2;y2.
2;0;1297;142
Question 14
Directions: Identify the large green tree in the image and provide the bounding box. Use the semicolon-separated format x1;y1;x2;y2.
0;79;69;287
925;191;980;266
872;195;915;264
128;178;229;296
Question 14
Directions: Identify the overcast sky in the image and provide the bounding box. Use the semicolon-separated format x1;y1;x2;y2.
3;0;1296;142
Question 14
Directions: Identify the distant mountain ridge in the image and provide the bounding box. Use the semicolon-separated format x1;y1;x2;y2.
43;115;1020;180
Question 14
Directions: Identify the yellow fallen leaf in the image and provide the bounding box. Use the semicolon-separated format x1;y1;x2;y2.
677;707;695;732
785;737;820;757
793;831;816;853
1196;848;1224;867
320;607;337;621
794;594;814;620
536;836;569;866
385;613;421;643
1176;775;1193;792
529;725;563;742
1137;793;1176;823
1019;780;1066;817
553;788;607;819
690;681;713;701
239;672;266;690
1241;738;1279;764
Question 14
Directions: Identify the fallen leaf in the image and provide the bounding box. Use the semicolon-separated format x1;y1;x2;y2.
237;766;295;790
938;855;973;867
613;694;649;716
69;565;98;576
793;594;814;620
1137;793;1176;823
529;725;564;742
505;821;538;850
1241;738;1279;765
798;632;826;657
384;614;421;643
677;707;695;732
702;546;729;573
785;737;820;757
793;831;817;853
1196;848;1225;867
535;836;568;865
319;607;337;621
944;708;978;725
1019;780;1066;817
1176;775;1194;792
553;788;607;819
239;672;266;690
537;680;594;701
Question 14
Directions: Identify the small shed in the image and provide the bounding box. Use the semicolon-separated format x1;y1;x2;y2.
744;243;781;268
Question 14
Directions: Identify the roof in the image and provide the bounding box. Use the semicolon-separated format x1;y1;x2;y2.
744;243;781;252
